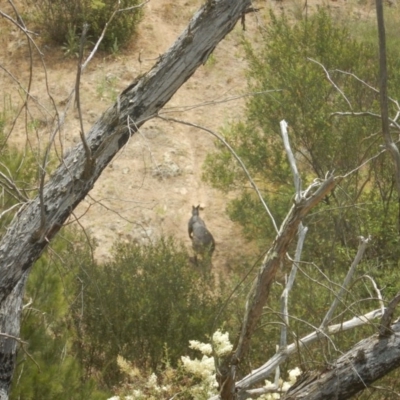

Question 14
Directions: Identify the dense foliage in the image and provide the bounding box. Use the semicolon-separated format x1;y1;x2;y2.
71;238;225;388
10;235;108;400
203;8;400;386
29;0;143;52
0;133;107;399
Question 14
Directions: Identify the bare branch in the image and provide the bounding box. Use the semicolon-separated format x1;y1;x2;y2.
0;203;23;220
334;69;400;112
280;223;308;351
331;111;400;131
361;275;384;314
81;1;149;70
320;235;371;328
161;89;282;114
75;23;93;174
280;120;301;201
285;319;400;399
308;58;353;110
217;174;338;399
235;308;383;394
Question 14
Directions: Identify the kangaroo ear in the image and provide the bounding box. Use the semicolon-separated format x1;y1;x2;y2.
196;204;200;210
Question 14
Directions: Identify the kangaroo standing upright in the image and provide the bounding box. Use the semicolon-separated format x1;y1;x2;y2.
188;205;215;264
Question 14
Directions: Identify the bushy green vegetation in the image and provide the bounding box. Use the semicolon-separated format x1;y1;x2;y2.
1;125;228;396
204;8;400;273
203;8;400;388
0;135;37;234
71;237;226;388
0;132;106;398
29;0;143;52
10;234;109;400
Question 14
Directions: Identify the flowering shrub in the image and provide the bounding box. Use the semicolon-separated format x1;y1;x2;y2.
108;330;300;400
73;237;223;387
259;367;302;400
107;330;232;400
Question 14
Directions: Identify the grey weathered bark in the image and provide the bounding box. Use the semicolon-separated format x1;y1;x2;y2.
0;0;251;397
0;272;28;400
218;175;339;400
284;320;400;399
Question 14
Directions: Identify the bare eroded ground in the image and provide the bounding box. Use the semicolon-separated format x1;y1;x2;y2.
0;0;375;268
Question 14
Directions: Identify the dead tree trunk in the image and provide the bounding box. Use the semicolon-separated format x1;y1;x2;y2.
0;0;251;398
218;176;339;400
284;321;400;400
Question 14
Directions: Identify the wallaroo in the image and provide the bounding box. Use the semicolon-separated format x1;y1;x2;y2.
188;205;215;265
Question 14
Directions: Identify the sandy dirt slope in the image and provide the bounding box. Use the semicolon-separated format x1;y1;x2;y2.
0;0;358;268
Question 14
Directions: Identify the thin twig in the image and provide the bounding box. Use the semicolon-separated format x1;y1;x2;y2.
280;223;308;350
280;120;301;201
0;331;40;372
361;274;384;314
334;69;400;111
308;58;353;109
331;111;400;130
320;236;371;328
75;23;92;162
235;308;383;392
82;1;149;70
161;89;282;114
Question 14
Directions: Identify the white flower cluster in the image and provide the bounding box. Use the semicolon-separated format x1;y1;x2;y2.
181;354;215;380
180;329;233;396
107;365;170;400
212;329;233;356
188;340;213;356
258;367;302;400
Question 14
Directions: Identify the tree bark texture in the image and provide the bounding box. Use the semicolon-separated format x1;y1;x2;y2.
284;321;400;399
219;176;339;399
0;1;251;397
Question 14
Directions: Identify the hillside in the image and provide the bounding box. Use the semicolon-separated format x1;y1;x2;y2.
0;0;377;267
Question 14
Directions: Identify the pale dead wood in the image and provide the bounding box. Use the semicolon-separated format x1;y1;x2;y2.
216;150;339;398
234;308;383;397
280;223;308;351
279;119;307;352
206;308;384;400
320;236;370;328
284;320;400;400
231;177;338;365
215;117;339;399
280;120;301;201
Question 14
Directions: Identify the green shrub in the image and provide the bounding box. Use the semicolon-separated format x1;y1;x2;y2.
72;237;225;388
0;130;107;398
203;9;400;270
30;0;143;51
10;231;110;400
202;8;400;389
